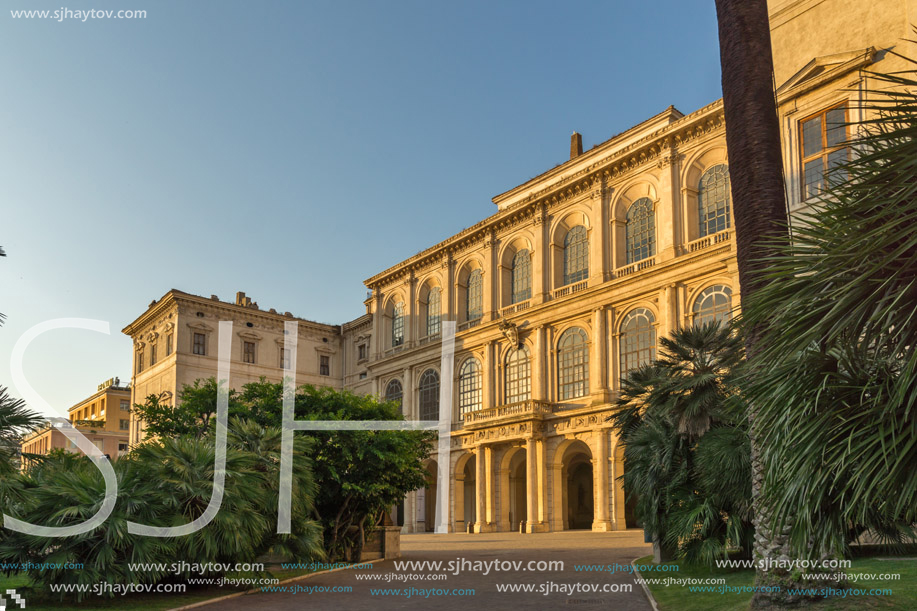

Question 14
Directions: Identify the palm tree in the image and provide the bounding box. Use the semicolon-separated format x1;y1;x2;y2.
740;66;917;563
0;386;43;475
609;322;751;567
713;0;800;604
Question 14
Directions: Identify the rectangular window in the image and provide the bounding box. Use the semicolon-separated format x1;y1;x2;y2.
359;372;367;380
320;355;330;376
136;352;144;373
150;344;157;366
800;103;849;199
166;334;173;356
119;419;130;431
192;332;206;355
280;348;291;369
121;399;130;411
243;341;256;364
358;344;367;360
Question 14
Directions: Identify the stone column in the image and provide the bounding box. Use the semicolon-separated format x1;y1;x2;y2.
591;307;607;400
406;274;417;347
664;284;678;337
593;430;612;531
474;445;491;532
483;231;497;322
532;204;548;304
403;367;414;420
372;291;383;359
589;179;608;283
443;254;455;322
483;340;495;409
533;325;546;401
485;446;495;527
536;438;547;528
525;437;537;532
656;146;679;262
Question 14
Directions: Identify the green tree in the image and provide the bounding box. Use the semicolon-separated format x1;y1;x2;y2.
739;66;917;563
609;322;752;567
0;386;43;477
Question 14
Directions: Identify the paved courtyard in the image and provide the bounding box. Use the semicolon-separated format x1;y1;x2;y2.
216;530;654;610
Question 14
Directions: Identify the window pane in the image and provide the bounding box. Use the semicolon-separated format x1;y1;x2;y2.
466;270;483;321
698;165;731;238
505;347;531;404
802;115;823;157
692;285;733;327
511;250;531;304
392;302;405;347
827;148;849;187
459;358;482;417
426;288;442;336
563;226;589;285
619;308;656;377
825;107;847;147
625;198;656;264
803;158;824;199
419;370;440;421
558;328;589;400
385;379;403;406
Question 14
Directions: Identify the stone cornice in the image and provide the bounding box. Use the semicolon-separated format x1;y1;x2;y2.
364;99;725;290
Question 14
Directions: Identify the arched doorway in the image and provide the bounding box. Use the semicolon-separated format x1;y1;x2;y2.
424;460;437;532
453;452;475;533
499;446;527;532
551;439;593;531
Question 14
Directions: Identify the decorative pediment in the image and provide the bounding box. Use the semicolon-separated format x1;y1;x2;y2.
776;48;875;101
238;330;262;342
187;321;214;333
146;331;159;343
134;340;145;351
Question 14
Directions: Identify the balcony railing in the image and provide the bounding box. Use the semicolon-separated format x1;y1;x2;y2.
418;332;441;346
500;300;530;318
463;400;556;425
382;345;404;358
552;280;588;300
616;256;657;278
458;318;482;331
687;229;731;253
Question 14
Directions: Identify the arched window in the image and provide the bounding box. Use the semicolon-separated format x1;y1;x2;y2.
693;285;733;326
384;379;403;406
419;369;440;421
426;287;442;336
466;269;483;321
391;301;405;347
558;327;589;400
511;249;531;304
505;346;531;404
563;225;589;285
620;308;656;377
698;164;731;237
458;358;482;417
625;198;656;264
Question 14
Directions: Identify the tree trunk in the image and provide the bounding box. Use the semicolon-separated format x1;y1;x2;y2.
713;1;808;606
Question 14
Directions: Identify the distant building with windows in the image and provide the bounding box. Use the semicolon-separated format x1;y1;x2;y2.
122;0;911;534
20;378;131;466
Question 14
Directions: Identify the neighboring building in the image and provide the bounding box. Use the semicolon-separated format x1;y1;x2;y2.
20;378;131;465
121;290;374;446
123;0;912;534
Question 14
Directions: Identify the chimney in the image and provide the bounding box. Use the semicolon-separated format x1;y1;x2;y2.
570;132;583;159
235;291;252;307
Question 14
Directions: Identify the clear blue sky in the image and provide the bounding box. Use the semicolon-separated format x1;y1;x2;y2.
1;0;723;416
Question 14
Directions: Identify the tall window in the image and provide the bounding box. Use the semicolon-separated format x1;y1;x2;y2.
698;164;731;237
280;347;291;369
626;198;656;263
166;334;173;356
801;103;849;199
136;352;144;373
192;332;206;356
693;285;733;326
243;341;256;364
426;287;442;336
320;355;330;376
385;379;403;406
458;357;482;417
419;369;440;421
150;344;157;367
504;346;531;404
563;225;589;285
119;419;130;431
391;302;405;347
558;327;589;400
466;269;483;321
620;308;656;377
511;250;531;304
